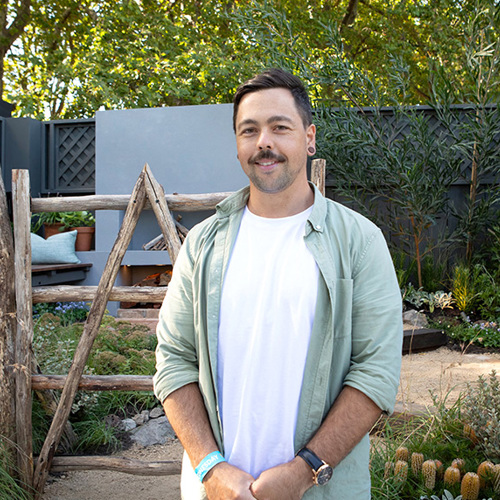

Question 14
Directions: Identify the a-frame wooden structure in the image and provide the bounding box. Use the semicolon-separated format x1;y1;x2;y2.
10;160;326;498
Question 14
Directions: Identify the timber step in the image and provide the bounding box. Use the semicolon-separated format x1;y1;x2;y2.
116;308;160;333
403;327;447;354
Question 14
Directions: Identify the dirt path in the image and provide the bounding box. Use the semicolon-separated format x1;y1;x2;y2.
42;439;184;500
397;346;500;408
42;347;500;500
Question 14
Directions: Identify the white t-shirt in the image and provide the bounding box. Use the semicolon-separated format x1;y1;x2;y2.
217;205;319;478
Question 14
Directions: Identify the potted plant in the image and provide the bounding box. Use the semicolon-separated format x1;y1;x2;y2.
32;211;96;251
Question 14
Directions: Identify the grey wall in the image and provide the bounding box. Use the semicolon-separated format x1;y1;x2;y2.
90;103;248;314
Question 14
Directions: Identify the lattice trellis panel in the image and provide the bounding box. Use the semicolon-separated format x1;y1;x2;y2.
44;120;95;194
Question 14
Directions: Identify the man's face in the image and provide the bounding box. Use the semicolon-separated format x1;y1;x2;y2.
234;88;315;195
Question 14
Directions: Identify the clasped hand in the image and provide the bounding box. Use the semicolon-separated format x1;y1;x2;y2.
205;458;312;500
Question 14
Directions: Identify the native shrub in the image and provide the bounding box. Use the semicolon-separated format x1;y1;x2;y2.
461;371;500;461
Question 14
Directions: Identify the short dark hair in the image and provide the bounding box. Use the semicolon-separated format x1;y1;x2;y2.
232;68;313;132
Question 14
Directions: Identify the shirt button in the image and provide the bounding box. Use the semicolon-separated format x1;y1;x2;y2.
316;225;321;230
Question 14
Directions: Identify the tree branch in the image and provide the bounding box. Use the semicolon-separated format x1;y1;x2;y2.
2;0;31;48
342;0;359;27
49;2;84;52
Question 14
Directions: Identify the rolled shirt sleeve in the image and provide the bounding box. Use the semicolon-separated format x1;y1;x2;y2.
153;238;200;404
343;228;403;415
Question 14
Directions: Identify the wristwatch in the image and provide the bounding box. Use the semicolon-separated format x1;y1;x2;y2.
296;447;333;486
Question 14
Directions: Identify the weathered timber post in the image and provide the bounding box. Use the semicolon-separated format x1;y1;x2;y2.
11;169;34;494
143;164;182;264
311;158;326;196
0;172;17;471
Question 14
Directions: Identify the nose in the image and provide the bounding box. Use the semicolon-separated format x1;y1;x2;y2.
256;130;273;150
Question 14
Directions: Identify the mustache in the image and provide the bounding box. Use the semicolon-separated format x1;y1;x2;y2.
249;150;286;164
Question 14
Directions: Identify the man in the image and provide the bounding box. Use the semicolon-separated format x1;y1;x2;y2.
154;68;402;499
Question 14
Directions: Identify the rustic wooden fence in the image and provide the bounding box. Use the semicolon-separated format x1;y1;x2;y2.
5;161;326;498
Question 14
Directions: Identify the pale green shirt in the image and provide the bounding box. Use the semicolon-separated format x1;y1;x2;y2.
154;184;403;499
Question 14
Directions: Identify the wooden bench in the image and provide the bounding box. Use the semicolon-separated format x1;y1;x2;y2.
31;263;92;287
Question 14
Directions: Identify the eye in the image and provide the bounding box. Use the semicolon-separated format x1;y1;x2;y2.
274;124;290;132
240;127;257;135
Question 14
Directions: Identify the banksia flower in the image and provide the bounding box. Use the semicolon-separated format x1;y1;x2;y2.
422;460;436;490
452;458;466;472
434;459;444;480
493;463;500;494
395;446;409;463
411;452;424;475
443;466;461;487
461;472;480;500
384;462;394;479
477;460;494;489
394;460;408;484
463;423;478;445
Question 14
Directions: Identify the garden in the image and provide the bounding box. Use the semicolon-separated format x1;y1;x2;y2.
5;261;499;500
1;1;500;499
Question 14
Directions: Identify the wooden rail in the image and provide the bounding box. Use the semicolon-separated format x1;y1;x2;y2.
32;374;153;391
32;285;166;303
31;192;232;213
43;456;181;476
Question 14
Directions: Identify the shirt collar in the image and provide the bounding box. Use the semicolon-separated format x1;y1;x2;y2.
215;182;327;232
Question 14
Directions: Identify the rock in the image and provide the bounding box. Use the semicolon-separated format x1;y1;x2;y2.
132;412;148;426
121;418;137;431
129;416;175;446
149;407;165;419
403;310;428;328
104;414;123;429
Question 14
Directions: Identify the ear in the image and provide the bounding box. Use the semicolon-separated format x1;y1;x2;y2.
306;124;316;153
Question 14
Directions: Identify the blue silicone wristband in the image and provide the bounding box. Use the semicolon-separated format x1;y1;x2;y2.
195;451;226;482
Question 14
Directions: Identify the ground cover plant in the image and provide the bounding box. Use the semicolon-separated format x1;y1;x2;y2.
32;303;158;454
0;441;31;500
371;373;500;500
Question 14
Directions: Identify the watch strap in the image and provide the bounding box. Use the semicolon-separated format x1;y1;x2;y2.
297;447;324;471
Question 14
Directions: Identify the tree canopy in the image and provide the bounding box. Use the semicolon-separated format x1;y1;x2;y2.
2;0;498;119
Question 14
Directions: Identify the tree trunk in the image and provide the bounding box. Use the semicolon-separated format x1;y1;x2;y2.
342;0;359;26
0;174;17;468
0;0;32;100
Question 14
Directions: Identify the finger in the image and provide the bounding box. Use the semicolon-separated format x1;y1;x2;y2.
249;482;258;499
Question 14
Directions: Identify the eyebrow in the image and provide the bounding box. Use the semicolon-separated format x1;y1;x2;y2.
237;115;294;132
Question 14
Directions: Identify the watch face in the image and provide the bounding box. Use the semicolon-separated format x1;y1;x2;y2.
316;465;333;486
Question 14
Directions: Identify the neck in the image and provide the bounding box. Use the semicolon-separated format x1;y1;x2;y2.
247;180;314;218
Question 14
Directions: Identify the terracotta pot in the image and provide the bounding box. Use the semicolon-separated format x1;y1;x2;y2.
43;224;95;250
74;226;95;251
43;223;65;238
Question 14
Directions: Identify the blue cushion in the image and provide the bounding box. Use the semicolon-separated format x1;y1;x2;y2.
31;230;81;264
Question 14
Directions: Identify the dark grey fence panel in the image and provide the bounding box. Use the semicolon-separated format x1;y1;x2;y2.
324;104;499;187
1;117;43;197
43;119;95;195
0;99;13;118
322;104;499;264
